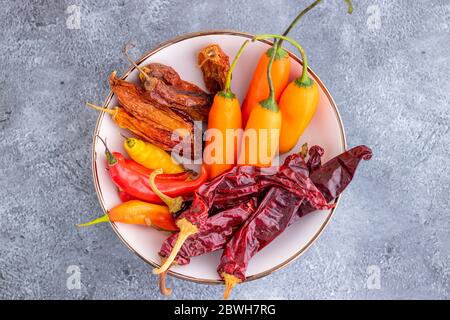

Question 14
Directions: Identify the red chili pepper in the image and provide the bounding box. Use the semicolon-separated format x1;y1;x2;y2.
97;137;207;210
157;198;258;295
159;198;258;266
217;151;322;298
292;145;373;222
153;151;333;276
118;189;136;202
117;153;192;181
306;145;324;172
218;145;372;299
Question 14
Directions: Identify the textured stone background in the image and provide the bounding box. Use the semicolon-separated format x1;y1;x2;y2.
0;0;449;299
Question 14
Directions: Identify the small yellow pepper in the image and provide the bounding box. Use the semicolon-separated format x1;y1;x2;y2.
124;137;184;174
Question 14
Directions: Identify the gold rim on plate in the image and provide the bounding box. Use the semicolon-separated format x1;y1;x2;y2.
91;30;347;285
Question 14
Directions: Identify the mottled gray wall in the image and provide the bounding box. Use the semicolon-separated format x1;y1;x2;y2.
0;0;449;299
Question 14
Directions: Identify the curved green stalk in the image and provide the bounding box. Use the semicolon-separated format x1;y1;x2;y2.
254;34;312;86
344;0;354;14
149;169;183;213
279;0;323;45
277;0;353;46
221;40;250;99
259;41;278;112
77;214;109;227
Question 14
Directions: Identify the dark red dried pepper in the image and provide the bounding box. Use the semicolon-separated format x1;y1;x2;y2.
217;151;312;298
159;197;258;266
218;145;372;298
306;145;324;172
157;198;258;296
292;145;373;222
153;153;333;275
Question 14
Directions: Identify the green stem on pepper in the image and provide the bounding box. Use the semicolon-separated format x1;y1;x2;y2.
149;169;184;213
254;34;311;87
220;40;250;99
258;41;279;112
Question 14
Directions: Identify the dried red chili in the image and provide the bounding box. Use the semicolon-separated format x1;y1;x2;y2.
153;152;333;275
157;198;258;296
306;145;324;172
217;151;313;298
218;145;372;299
292;145;373;222
159;198;258;266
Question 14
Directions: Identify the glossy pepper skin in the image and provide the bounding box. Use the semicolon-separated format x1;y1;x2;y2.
109;154;207;204
204;93;242;179
240;0;330;127
278;79;319;153
120;156;191;181
239;102;282;167
241;47;290;126
98;138;207;204
203;41;248;180
78;200;178;232
238;43;282;167
253;34;319;155
118;189;136;202
124;137;184;174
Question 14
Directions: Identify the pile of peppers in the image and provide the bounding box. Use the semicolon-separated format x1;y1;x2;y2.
156;144;372;298
79;136;207;230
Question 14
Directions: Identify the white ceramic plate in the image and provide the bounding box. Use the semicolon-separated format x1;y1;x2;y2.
92;31;346;284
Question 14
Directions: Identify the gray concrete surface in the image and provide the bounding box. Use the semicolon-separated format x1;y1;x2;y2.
0;0;449;300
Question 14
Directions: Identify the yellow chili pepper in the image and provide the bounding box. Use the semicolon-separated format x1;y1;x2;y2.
124;137;184;174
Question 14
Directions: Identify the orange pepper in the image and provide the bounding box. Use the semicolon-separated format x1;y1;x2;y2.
238;42;282;167
77;200;178;232
256;35;319;154
240;48;290;126
279;79;319;153
240;0;327;127
203;41;248;179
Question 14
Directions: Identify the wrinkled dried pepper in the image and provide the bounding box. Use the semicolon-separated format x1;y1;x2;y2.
138;63;212;122
218;145;372;299
198;44;230;95
87;104;178;151
159;197;258;266
109;72;192;134
153;152;333;275
292;145;373;222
